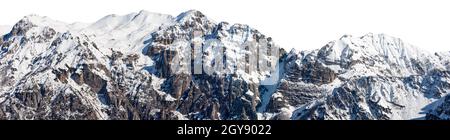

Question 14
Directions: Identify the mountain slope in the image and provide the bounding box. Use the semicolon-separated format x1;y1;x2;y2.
0;10;280;120
0;10;449;120
0;12;177;120
265;34;450;120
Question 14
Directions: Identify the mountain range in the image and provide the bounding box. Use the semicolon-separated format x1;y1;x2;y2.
0;10;449;120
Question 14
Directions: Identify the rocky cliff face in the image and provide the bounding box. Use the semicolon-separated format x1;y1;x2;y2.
0;10;449;120
144;10;280;120
267;34;450;120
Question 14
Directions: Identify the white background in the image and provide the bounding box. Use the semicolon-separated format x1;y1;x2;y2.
0;0;449;52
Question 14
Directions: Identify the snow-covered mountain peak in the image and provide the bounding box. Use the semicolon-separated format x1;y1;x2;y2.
17;14;84;33
338;34;353;40
2;11;450;121
23;14;49;21
176;10;204;21
175;10;215;25
79;10;174;56
356;33;429;60
303;33;444;79
278;33;450;120
87;10;174;33
320;33;430;61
